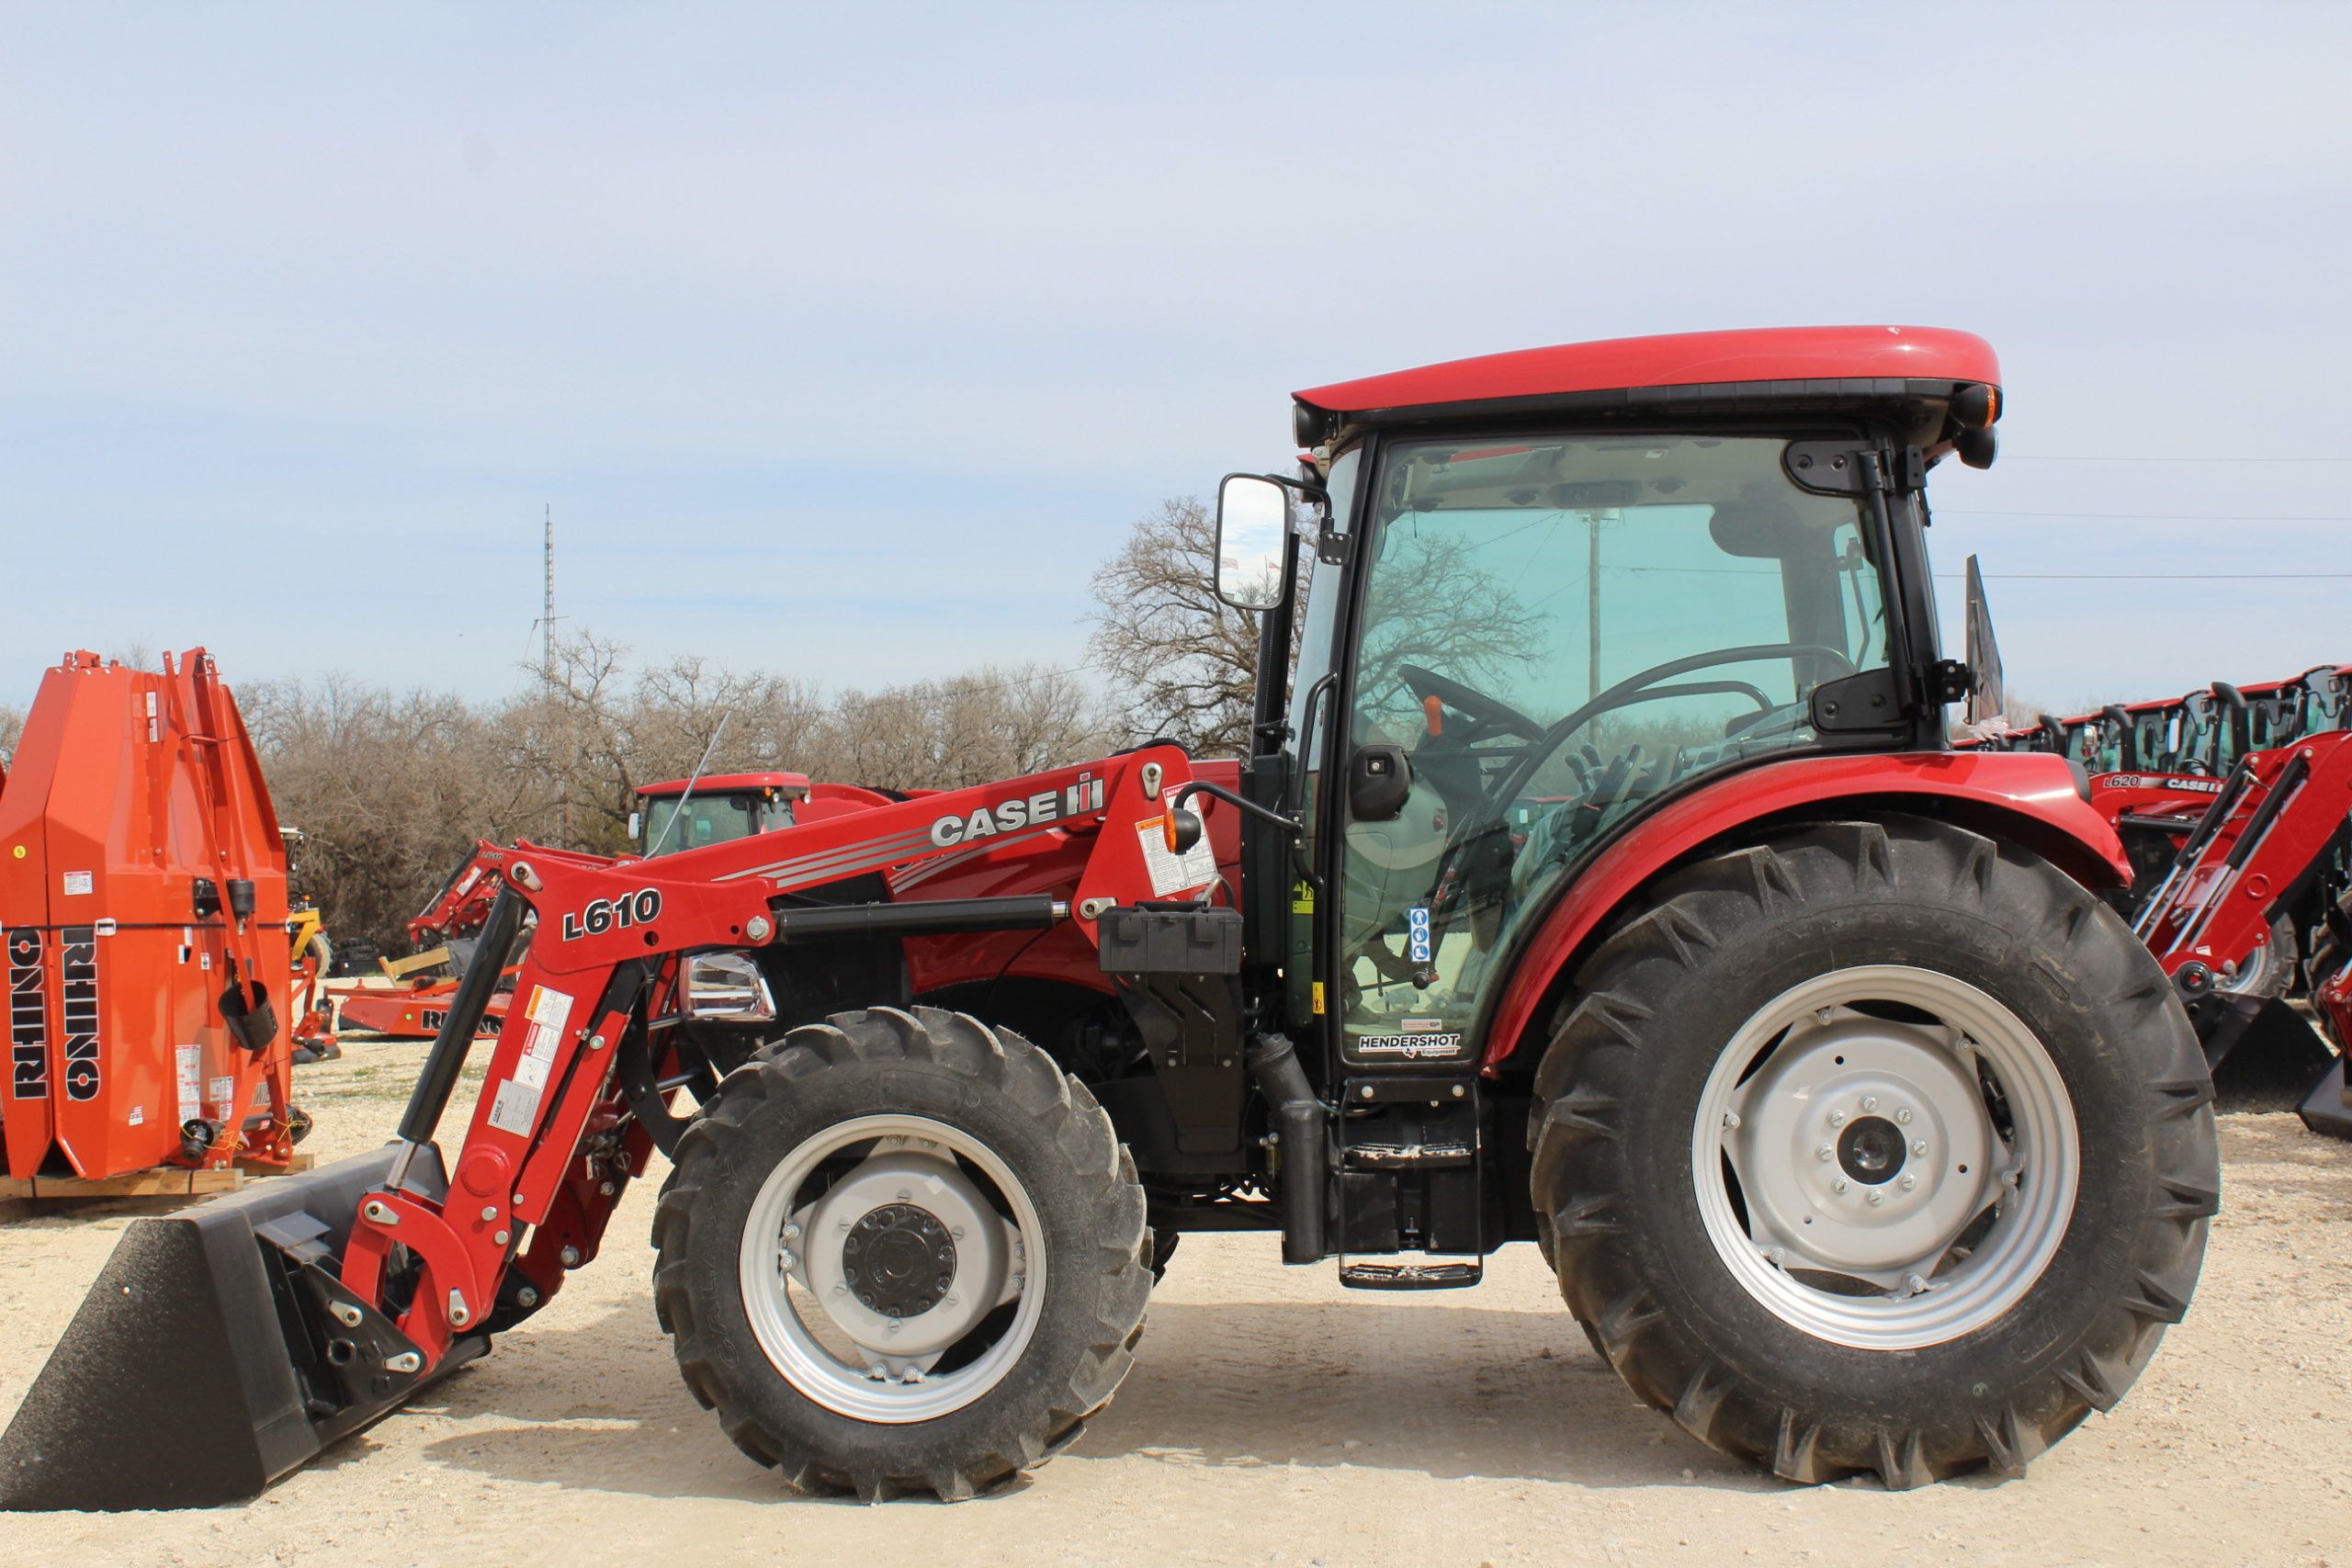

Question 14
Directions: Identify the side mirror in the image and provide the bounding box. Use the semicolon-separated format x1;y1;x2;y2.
1214;474;1294;611
627;811;642;840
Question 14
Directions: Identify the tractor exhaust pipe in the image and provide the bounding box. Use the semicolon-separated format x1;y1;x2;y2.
0;1142;483;1510
1249;1032;1328;1265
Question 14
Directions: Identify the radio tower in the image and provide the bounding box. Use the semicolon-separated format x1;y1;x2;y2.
544;503;571;847
543;503;557;676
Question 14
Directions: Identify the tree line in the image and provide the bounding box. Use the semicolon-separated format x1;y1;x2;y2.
0;498;1258;956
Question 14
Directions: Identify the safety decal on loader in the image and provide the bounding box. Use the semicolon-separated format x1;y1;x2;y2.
1136;815;1216;898
487;984;575;1136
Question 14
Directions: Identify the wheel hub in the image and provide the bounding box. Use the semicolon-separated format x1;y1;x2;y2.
842;1202;957;1318
1837;1115;1906;1184
1729;1018;1990;1279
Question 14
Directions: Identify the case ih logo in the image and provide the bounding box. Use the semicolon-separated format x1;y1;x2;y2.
59;927;99;1101
7;928;44;1100
928;776;1107;848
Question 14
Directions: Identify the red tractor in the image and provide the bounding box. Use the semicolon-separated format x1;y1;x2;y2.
1;327;2217;1508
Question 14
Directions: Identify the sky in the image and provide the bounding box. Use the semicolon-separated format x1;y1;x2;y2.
5;2;2351;718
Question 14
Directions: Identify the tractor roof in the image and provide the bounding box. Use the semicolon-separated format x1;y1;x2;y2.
637;772;810;798
1295;325;2000;427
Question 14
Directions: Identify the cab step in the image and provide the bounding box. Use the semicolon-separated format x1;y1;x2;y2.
1338;1259;1482;1290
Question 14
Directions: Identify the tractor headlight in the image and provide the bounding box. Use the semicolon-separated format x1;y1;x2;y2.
684;952;776;1022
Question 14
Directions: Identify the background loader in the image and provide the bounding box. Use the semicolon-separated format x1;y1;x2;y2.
1;327;2219;1508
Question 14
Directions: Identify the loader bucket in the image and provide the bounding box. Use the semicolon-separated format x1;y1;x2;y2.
2300;1050;2352;1140
0;1143;481;1511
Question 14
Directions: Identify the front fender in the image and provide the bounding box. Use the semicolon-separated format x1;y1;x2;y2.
1479;751;2127;1071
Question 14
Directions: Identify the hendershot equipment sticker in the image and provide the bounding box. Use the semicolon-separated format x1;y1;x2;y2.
1353;1032;1467;1059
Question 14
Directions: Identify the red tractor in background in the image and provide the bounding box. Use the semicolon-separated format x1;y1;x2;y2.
3;327;2219;1509
327;772;900;1039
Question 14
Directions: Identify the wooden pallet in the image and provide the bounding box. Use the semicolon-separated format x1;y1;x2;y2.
0;1152;315;1201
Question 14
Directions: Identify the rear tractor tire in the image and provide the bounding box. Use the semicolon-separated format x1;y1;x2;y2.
1530;816;2219;1487
653;1006;1152;1501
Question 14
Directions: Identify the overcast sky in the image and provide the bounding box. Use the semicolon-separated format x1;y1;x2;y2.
5;3;2350;717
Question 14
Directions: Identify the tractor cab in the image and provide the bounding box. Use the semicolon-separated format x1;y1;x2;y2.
1216;328;1997;1082
630;772;809;856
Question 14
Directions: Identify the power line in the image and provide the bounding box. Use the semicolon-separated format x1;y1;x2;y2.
1942;509;2352;523
1935;572;2352;581
2005;454;2352;463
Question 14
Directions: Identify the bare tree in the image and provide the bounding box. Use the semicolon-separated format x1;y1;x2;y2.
825;665;1110;791
1085;496;1268;758
0;704;22;767
498;634;830;854
242;675;516;954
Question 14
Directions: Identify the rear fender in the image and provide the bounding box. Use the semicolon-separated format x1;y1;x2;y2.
1479;751;2127;1072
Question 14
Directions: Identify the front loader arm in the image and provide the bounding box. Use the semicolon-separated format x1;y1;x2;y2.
343;747;1199;1364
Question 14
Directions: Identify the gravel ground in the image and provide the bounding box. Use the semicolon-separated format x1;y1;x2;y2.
3;1035;2348;1568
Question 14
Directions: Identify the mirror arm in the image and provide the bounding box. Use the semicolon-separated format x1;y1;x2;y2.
1170;779;1302;839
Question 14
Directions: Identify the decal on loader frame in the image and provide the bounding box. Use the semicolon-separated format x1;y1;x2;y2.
560;888;663;942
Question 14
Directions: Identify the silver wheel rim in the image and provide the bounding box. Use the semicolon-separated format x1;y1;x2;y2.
738;1113;1045;1423
2217;931;2278;996
1691;964;2080;1350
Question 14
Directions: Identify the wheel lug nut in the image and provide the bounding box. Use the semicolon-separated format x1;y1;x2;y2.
1894;1109;1913;1125
1866;1190;1885;1206
1722;1110;1741;1129
1816;1145;1834;1161
1833;1178;1849;1194
1815;1009;1833;1025
1828;1110;1849;1127
1905;1273;1929;1294
1912;1140;1928;1156
778;1249;797;1269
783;1223;801;1240
1898;1174;1917;1190
1861;1096;1878;1111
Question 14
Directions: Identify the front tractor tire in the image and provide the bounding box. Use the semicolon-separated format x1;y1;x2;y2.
1530;817;2219;1487
652;1007;1152;1501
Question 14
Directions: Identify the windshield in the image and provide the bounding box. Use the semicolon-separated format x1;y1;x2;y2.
1332;433;1891;1064
641;793;792;855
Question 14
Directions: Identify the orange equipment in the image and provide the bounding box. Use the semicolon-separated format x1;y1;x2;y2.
0;649;300;1181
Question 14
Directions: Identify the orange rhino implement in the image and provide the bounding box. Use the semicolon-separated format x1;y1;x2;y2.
0;649;299;1184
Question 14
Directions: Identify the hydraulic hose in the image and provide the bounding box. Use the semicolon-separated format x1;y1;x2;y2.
391;885;525;1182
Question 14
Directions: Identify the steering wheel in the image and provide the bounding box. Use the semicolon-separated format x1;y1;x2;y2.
1396;663;1544;743
1476;641;1858;823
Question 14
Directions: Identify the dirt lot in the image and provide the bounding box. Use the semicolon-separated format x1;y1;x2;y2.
4;1036;2348;1568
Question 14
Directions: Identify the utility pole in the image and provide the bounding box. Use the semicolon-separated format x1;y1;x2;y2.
1587;510;1604;704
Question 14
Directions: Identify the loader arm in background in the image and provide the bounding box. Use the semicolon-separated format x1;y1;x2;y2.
2132;729;2352;1066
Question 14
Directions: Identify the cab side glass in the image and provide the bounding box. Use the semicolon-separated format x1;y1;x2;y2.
1216;474;1290;611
